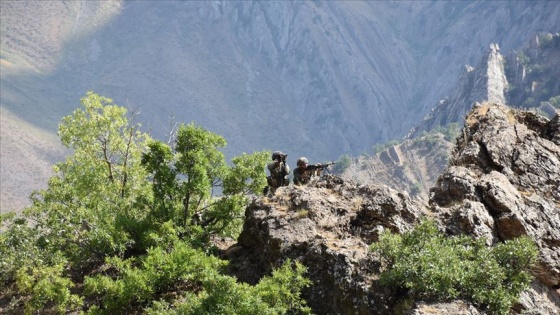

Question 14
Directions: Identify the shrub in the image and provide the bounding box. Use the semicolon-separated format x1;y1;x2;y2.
371;220;538;314
372;140;399;154
84;241;227;313
141;259;311;315
84;241;312;315
548;95;560;108
15;259;83;314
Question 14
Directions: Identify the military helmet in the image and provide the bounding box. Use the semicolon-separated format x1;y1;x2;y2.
297;157;308;166
272;151;284;160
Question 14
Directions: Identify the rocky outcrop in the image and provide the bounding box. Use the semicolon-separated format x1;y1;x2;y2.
228;175;426;314
228;102;560;314
430;103;560;313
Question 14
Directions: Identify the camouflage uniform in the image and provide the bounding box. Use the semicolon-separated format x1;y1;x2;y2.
267;160;290;188
293;157;319;186
265;151;290;194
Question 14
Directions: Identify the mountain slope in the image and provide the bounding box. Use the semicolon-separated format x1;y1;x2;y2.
2;1;560;211
339;129;456;202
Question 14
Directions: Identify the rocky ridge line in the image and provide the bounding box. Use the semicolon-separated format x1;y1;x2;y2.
227;102;560;314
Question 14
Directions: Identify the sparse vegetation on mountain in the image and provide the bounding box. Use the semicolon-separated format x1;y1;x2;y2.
506;33;560;110
372;140;400;154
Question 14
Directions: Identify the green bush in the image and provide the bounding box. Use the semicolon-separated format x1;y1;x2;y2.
84;241;226;313
15;259;83;314
372;140;399;154
548;95;560;109
141;259;311;315
371;220;537;315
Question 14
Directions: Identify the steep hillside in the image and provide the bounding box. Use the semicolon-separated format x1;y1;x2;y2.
506;33;560;112
339;128;457;202
2;1;560;211
0;109;67;210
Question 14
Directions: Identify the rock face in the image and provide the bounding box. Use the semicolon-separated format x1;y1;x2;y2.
229;103;560;314
431;103;560;313
229;175;427;314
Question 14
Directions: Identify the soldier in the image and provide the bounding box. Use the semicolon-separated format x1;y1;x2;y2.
265;151;290;194
292;157;320;186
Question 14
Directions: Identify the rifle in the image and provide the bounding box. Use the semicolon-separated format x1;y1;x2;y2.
306;161;336;174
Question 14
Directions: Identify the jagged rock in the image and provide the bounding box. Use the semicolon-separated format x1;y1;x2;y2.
229;175;426;315
435;200;496;245
547;114;560;145
516;280;560;315
430;166;480;206
430;102;560;312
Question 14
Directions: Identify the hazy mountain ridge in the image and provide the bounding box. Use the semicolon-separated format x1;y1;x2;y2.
409;33;560;138
2;1;560;211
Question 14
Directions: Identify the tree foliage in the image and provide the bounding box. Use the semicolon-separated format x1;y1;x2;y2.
332;154;351;174
142;123;269;241
0;92;309;314
24;91;152;266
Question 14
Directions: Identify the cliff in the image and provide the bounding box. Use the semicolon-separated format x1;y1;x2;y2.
407;44;508;138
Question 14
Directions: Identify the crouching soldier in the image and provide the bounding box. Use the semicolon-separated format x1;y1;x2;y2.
265;151;290;195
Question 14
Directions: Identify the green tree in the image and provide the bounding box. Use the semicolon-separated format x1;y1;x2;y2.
142;124;269;242
332;154;351;173
25;91;153;265
1;92;308;314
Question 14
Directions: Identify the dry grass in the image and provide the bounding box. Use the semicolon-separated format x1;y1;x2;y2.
506;109;517;124
519;189;535;197
352;196;364;212
465;103;491;126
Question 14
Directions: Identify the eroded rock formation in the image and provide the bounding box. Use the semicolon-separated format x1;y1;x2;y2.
228;103;560;314
431;102;560;314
